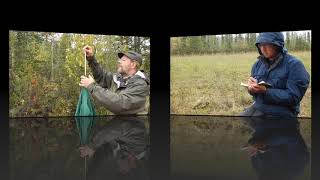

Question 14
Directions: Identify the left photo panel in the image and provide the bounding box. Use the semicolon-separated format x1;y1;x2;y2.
9;30;150;117
9;30;150;180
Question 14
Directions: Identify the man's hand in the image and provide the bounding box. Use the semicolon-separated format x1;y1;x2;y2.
247;77;257;87
83;45;94;61
247;77;266;94
79;75;95;88
250;84;267;94
79;146;95;158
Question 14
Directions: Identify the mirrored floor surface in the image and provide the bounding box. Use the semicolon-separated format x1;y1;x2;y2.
171;116;311;180
10;115;150;180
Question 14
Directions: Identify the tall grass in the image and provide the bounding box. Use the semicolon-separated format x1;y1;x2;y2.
170;51;311;117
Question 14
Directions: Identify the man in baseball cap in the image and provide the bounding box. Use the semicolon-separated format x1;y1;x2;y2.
80;45;149;115
115;51;143;78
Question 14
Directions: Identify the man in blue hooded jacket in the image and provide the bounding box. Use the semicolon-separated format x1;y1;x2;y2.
240;32;310;117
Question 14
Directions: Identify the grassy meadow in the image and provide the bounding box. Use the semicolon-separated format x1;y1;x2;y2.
170;51;311;117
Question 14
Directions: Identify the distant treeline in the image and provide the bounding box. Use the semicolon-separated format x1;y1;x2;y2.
171;31;311;55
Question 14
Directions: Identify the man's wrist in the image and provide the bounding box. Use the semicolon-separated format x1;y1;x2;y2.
87;82;96;93
86;55;95;62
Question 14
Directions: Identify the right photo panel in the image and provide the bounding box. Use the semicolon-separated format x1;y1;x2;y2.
171;31;311;180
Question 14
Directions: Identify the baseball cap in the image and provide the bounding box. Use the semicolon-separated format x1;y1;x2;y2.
118;51;143;65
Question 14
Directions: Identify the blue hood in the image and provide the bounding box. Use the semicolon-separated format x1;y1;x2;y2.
255;32;288;54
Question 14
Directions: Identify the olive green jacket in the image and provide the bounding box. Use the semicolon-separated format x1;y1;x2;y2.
86;57;149;115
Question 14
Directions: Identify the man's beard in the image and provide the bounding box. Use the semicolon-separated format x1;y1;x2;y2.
117;66;128;77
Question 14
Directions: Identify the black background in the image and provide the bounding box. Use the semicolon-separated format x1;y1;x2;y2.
3;13;319;180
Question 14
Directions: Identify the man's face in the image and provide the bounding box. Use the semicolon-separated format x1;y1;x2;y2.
117;55;135;75
258;43;279;60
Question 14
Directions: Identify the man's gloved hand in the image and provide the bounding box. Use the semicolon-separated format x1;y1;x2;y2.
79;75;95;88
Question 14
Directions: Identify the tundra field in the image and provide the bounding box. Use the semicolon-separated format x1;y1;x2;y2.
170;51;311;117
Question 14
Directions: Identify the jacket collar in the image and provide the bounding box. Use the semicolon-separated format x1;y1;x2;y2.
259;53;284;71
113;70;148;88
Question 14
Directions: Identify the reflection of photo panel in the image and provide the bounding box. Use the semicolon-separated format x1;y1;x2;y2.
171;116;311;180
170;31;311;180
